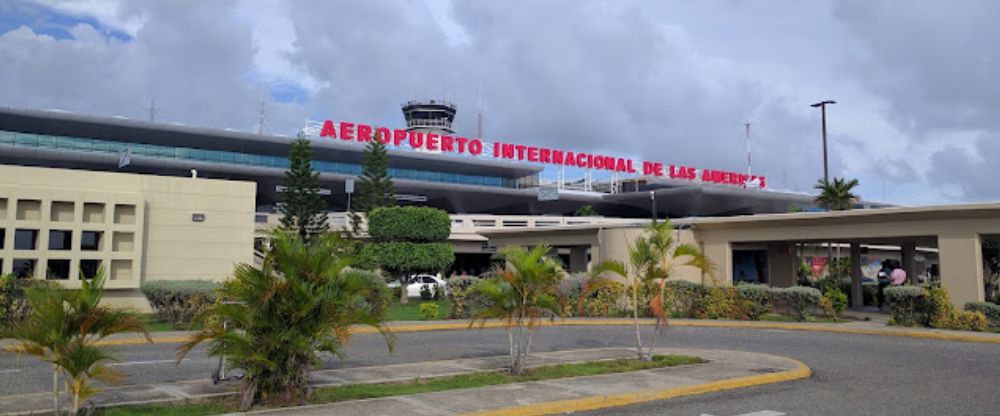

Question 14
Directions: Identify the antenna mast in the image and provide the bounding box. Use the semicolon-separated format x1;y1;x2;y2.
144;99;160;122
745;121;752;177
257;92;266;135
476;90;484;139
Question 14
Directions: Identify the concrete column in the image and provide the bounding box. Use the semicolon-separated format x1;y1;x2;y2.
587;243;600;273
568;246;588;274
901;242;917;284
850;243;863;307
768;242;795;287
702;240;731;286
938;232;985;307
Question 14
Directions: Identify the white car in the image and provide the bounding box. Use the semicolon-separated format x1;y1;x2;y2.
387;274;449;298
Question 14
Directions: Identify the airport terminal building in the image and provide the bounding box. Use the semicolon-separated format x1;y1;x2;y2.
0;104;992;308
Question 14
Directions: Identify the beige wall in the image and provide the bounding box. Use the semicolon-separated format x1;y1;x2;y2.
0;165;256;309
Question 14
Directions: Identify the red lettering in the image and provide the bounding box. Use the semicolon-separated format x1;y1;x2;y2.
515;145;527;160
408;131;424;149
652;162;664;176
553;150;564;165
539;148;551;163
426;133;439;151
685;167;696;179
605;156;616;171
593;155;604;169
441;135;454;152
392;129;407;146
320;120;337;138
527;146;539;162
565;151;576;166
626;159;636;173
375;127;390;143
456;137;469;153
469;139;483;155
339;122;355;141
759;177;767;188
615;158;627;172
502;143;515;159
357;124;373;142
577;153;588;168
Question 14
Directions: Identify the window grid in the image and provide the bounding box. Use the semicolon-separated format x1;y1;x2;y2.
0;130;517;188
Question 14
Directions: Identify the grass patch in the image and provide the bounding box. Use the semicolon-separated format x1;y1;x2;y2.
386;298;452;321
97;354;703;415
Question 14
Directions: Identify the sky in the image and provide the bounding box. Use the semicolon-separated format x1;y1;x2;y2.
1;0;998;205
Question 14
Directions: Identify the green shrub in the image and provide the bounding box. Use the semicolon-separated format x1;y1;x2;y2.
665;280;709;317
884;286;927;326
736;283;771;320
964;301;1000;328
582;281;627;317
692;287;736;319
363;242;455;278
448;285;469;319
139;280;219;329
0;275;58;333
825;287;848;317
419;302;440;320
557;273;587;317
769;286;821;321
367;206;451;242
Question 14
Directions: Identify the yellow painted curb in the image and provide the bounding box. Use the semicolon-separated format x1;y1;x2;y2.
462;358;812;416
102;319;1000;347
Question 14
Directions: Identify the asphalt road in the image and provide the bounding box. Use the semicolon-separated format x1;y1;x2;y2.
1;325;998;415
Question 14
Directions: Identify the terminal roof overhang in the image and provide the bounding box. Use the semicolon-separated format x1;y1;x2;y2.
0;107;542;179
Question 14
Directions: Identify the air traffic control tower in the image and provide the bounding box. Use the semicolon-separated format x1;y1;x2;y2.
402;99;457;135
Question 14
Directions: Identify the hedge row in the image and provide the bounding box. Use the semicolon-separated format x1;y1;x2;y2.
964;301;1000;328
884;286;988;331
367;206;451;242
0;275;59;332
139;280;219;329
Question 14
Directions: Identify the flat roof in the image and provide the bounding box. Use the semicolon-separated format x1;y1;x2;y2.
0;106;542;179
681;202;1000;229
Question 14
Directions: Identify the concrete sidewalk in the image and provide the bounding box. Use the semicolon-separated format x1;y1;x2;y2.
0;348;806;416
236;348;807;416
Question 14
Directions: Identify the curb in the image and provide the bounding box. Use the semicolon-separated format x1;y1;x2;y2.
462;358;812;416
93;319;1000;347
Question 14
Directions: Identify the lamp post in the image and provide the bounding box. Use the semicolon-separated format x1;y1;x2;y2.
810;100;836;183
811;100;836;270
649;190;657;224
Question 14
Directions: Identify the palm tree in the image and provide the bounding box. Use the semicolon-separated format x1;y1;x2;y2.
814;178;860;274
586;219;711;361
2;269;151;415
468;245;564;375
177;230;394;411
814;177;860;211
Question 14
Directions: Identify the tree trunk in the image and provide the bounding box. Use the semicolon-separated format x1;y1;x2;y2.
644;282;667;360
399;277;409;305
239;381;258;412
632;284;644;361
52;365;59;416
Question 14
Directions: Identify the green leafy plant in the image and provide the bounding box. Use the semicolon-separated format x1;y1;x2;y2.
351;131;396;232
736;283;771;320
573;205;597;216
965;301;1000;328
468;245;565;375
364;206;454;304
419;302;440;320
586;219;712;361
2;269;151;415
140;280;219;329
177;231;394;411
0;274;57;333
419;284;433;301
884;286;930;326
279;138;329;242
814;177;860;211
769;286;822;321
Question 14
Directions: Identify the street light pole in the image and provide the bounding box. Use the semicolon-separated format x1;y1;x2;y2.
649;190;657;225
810;100;836;183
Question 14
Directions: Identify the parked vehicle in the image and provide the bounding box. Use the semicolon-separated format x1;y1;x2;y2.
387;274;448;298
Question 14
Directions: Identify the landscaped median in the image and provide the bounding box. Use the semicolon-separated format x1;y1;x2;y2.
0;348;806;416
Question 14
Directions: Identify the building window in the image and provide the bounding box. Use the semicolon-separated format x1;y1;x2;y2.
0;228;5;249
50;201;75;222
14;229;38;250
12;259;36;279
83;203;105;223
114;204;136;224
80;260;101;279
16;199;41;221
46;260;71;280
81;231;103;251
48;230;73;250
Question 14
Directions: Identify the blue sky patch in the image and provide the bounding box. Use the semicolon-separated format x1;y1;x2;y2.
0;1;131;42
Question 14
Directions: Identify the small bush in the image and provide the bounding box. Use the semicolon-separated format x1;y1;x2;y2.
0;275;58;332
769;286;822;321
965;302;1000;328
557;273;588;317
692;287;736;319
665;280;709;317
884;286;927;326
582;281;627;317
448;285;469;319
419;302;440;320
736;283;771;320
824;287;848;319
140;280;219;329
447;275;479;291
419;284;434;301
